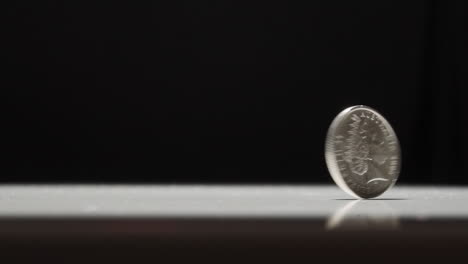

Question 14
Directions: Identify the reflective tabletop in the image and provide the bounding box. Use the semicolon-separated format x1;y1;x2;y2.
0;184;467;262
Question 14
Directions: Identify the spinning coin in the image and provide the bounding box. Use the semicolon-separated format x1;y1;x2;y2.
325;106;401;199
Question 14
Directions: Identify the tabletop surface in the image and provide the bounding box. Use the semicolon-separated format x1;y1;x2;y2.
1;184;467;261
0;184;466;220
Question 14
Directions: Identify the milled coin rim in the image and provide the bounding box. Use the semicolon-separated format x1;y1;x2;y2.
325;105;401;199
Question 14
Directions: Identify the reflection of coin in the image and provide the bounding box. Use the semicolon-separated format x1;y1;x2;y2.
326;200;400;230
325;106;401;198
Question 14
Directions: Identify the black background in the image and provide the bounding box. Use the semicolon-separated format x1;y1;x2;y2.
4;1;467;183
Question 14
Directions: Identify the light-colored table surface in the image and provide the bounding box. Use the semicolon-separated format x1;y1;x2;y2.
0;184;467;261
0;184;466;221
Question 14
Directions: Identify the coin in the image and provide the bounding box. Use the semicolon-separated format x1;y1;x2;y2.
325;105;401;199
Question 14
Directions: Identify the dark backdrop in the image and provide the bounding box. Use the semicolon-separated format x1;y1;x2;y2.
4;1;467;183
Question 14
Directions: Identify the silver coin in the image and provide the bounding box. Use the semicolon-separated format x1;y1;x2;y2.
325;105;401;199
